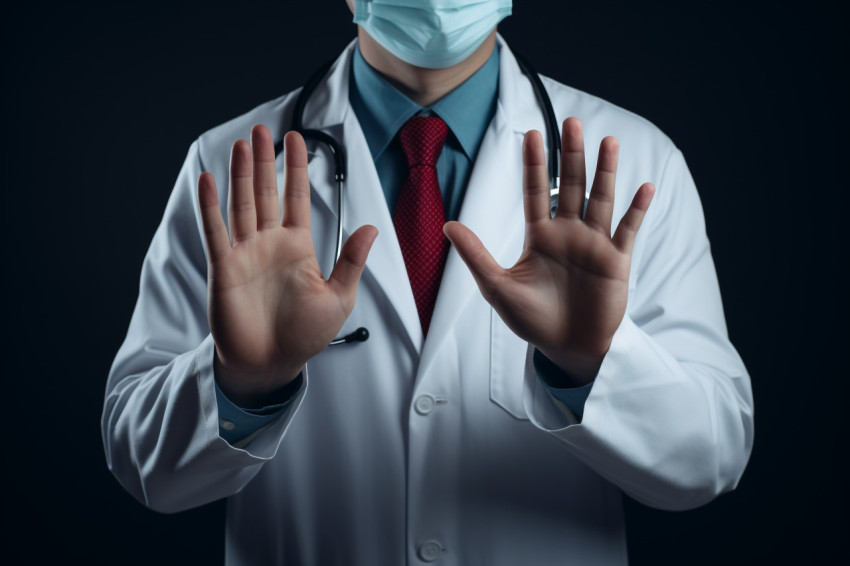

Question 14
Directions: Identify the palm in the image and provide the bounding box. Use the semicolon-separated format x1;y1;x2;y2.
209;226;344;373
500;216;631;361
445;118;654;383
198;126;377;405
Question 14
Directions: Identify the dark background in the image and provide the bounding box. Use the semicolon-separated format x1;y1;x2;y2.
4;0;847;563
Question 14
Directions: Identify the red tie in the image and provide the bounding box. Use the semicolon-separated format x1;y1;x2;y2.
393;116;450;336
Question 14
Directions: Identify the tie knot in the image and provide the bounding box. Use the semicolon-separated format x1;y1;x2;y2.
399;116;449;169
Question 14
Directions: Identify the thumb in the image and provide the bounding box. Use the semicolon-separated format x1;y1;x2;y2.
328;225;379;306
443;221;504;303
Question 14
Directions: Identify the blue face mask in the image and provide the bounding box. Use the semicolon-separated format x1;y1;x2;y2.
353;0;513;69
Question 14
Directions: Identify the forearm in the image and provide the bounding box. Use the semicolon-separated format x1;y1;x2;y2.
525;316;753;510
102;140;306;512
103;336;280;512
523;146;753;510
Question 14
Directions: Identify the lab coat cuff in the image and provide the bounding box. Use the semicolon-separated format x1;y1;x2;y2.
214;376;300;445
197;334;308;460
533;349;593;421
524;315;636;432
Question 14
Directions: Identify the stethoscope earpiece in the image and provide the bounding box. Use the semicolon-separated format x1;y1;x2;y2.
329;327;370;347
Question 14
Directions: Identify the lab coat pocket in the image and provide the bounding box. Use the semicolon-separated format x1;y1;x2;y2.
490;308;530;420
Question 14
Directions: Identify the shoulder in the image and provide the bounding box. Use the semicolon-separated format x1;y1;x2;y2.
529;73;696;234
193;89;302;173
539;74;677;167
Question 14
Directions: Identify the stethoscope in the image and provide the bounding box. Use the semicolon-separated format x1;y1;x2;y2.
274;51;562;347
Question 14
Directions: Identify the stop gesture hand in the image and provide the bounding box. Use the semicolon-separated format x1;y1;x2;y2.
197;126;377;407
444;118;655;385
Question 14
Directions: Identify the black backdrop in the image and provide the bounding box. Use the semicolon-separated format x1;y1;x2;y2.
4;1;847;564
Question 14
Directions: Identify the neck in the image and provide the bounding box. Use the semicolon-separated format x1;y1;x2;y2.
357;28;497;107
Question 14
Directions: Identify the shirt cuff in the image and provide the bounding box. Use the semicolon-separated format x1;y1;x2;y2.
533;349;593;421
214;374;303;445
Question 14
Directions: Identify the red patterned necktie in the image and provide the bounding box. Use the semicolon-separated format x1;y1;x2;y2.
393;116;450;336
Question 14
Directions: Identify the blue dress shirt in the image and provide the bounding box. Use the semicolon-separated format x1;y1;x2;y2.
349;43;497;222
215;43;593;444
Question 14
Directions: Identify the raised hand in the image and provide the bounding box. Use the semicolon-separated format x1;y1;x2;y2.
197;126;378;407
444;118;655;385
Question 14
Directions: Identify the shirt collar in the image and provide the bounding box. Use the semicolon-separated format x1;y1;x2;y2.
350;42;500;161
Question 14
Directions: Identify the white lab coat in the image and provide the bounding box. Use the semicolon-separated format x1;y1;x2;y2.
102;37;754;565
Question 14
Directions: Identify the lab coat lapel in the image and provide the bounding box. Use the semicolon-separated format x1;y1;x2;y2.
342;112;425;351
418;107;525;377
304;41;423;354
418;38;549;378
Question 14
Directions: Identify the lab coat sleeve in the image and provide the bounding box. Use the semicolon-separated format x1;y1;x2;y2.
101;140;307;514
523;147;755;511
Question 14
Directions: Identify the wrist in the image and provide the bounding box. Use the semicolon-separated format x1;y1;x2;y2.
213;351;304;409
534;346;607;386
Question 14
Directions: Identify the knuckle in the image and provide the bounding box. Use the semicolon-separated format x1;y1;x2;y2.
584;217;610;234
619;218;638;234
230;200;255;213
255;183;278;196
588;190;614;205
203;222;226;238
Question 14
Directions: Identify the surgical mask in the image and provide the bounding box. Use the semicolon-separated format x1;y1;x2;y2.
353;0;512;69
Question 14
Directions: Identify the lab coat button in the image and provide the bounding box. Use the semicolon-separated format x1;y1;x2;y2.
414;395;436;415
417;540;445;562
219;418;235;431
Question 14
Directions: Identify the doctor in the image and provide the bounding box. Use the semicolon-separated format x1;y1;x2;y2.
103;1;754;564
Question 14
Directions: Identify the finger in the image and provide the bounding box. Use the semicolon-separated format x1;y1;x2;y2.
227;139;257;244
282;131;312;230
522;130;552;225
198;173;231;262
557;117;586;218
251;124;280;230
327;225;379;306
443;221;505;305
612;183;656;254
584;136;619;235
